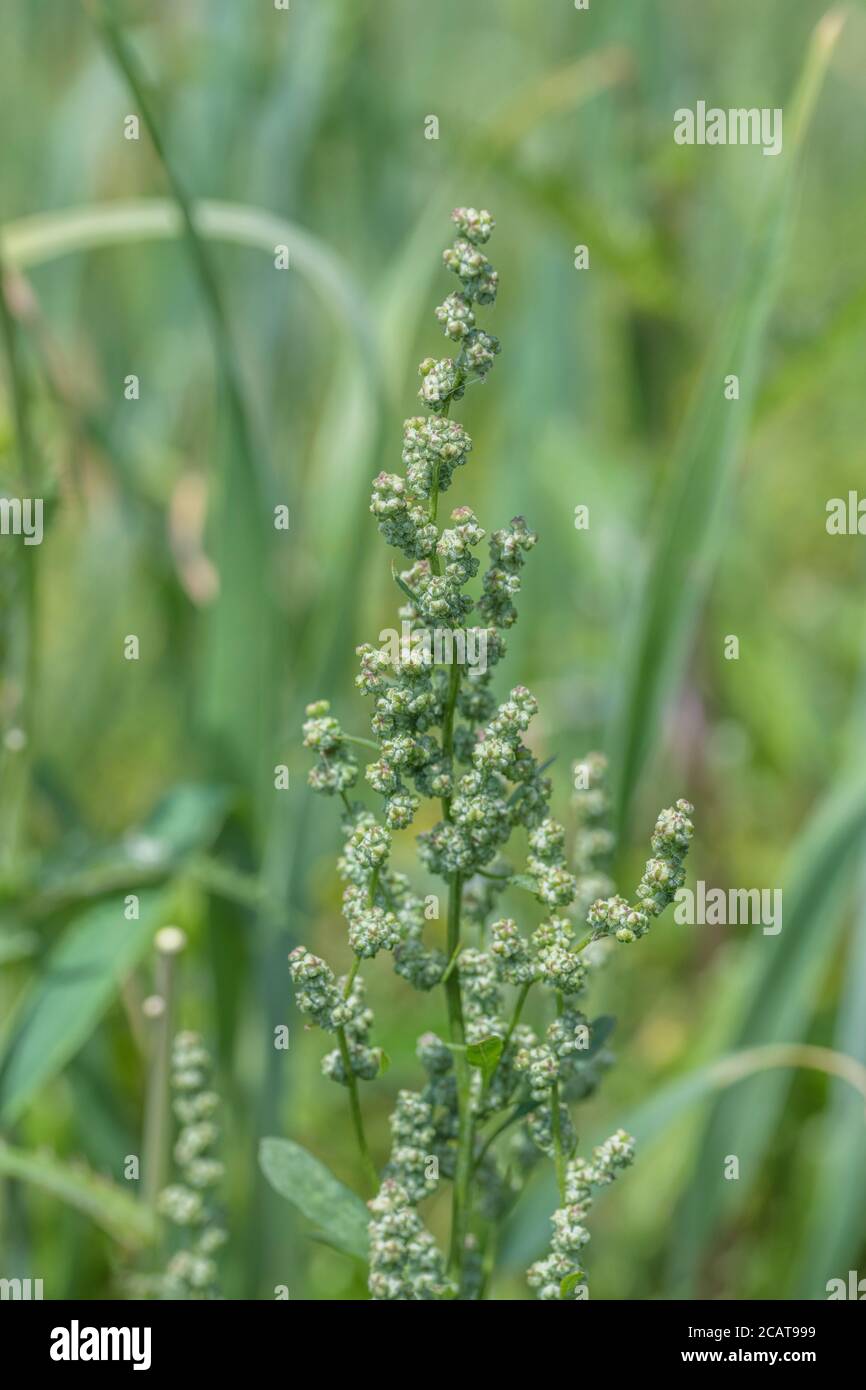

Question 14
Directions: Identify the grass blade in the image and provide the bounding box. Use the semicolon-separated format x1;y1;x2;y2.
0;1140;157;1250
606;10;845;839
0;889;171;1125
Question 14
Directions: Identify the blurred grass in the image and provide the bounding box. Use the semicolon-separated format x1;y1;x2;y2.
1;0;865;1299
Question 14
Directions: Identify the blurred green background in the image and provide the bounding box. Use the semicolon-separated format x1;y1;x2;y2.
1;0;865;1300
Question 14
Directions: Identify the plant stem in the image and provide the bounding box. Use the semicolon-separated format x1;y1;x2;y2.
142;934;183;1209
484;980;531;1092
337;1026;378;1194
441;660;461;822
343;734;380;752
343;956;361;999
445;870;474;1290
473;1103;523;1173
550;1080;567;1204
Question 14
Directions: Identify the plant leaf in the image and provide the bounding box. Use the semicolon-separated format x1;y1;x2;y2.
466;1036;504;1084
0;889;171;1124
258;1137;369;1260
507;873;539;895
586;1014;617;1057
0;1141;157;1249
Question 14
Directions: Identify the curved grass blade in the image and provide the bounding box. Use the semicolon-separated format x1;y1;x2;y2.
0;1141;157;1250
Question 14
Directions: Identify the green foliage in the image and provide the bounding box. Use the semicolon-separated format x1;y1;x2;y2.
259;1138;370;1261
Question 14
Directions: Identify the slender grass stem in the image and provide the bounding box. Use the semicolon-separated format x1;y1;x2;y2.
88;4;270;496
0;264;37;871
142;928;186;1209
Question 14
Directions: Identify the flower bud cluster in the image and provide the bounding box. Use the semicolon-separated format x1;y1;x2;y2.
368;1078;456;1301
571;750;616;916
587;799;695;944
418;685;549;878
367;1179;454;1301
287;947;383;1084
153;1033;226;1300
302;700;358;795
478;517;538;630
526;817;578;907
527;1129;635;1300
390;881;447;992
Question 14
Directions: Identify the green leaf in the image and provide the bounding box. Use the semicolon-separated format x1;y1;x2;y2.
0;889;171;1124
29;784;230;916
466;1036;504;1083
258;1137;370;1260
507;873;539;895
0;1141;157;1250
560;1271;586;1298
586;1014;617;1057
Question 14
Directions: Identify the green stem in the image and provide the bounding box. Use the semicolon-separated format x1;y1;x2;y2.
90;3;265;493
343;734;380;752
441;941;462;984
485;980;531;1092
445;871;474;1290
343;956;361;1000
473;1103;523;1173
441;660;461;822
142;935;183;1210
550;1080;567;1204
337;1027;378;1194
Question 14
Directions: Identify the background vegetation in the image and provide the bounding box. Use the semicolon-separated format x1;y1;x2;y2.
1;0;864;1300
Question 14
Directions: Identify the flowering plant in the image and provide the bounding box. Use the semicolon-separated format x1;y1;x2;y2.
289;208;694;1300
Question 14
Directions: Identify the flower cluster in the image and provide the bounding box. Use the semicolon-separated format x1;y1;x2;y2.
131;1032;226;1300
288;945;383;1084
527;1129;635;1300
368;1066;458;1301
571;751;616;917
302;700;358;795
587;799;695;944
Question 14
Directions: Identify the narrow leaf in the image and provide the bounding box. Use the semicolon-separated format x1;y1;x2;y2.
0;1141;157;1249
0;889;171;1124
